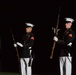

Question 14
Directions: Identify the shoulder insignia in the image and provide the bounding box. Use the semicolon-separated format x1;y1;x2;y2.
69;34;72;37
31;37;34;40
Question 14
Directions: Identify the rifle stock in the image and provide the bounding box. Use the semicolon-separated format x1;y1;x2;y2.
50;7;61;59
50;41;56;59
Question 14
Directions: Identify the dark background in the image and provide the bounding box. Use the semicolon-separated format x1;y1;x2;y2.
0;0;76;75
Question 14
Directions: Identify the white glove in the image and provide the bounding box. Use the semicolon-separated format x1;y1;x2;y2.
30;50;32;54
68;53;71;57
67;42;72;47
29;47;32;49
14;44;17;47
53;36;58;42
17;42;23;47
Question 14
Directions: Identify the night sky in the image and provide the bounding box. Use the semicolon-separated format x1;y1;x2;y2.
0;0;76;75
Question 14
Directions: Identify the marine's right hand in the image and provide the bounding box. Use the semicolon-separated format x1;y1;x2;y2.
53;36;58;42
13;43;17;47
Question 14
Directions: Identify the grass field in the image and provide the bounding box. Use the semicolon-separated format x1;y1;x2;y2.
0;72;20;75
0;72;44;75
0;72;38;75
0;72;51;75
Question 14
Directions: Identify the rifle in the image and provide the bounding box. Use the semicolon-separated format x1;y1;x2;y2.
50;7;61;59
10;26;20;62
10;26;22;75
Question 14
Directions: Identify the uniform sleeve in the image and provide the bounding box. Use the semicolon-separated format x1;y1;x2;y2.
65;31;75;44
57;31;75;45
65;31;75;53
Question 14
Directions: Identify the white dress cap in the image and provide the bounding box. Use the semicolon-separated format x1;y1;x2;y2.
25;23;34;27
65;18;74;23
